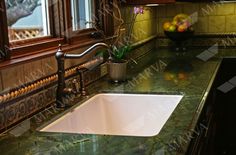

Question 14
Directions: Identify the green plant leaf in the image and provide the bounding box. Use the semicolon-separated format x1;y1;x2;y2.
112;45;132;60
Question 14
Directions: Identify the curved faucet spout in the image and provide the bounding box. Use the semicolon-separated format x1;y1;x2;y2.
65;43;111;59
55;42;111;108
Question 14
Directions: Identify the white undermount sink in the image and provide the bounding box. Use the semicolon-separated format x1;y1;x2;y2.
39;93;183;137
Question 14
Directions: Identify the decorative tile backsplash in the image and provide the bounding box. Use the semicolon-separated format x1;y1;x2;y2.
0;105;4;130
0;65;102;132
121;6;157;44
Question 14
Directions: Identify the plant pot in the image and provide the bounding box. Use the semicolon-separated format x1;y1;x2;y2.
107;60;128;82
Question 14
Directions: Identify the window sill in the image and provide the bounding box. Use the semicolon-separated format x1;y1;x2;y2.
0;38;105;70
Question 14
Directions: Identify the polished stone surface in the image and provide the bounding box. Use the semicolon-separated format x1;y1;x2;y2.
0;48;231;155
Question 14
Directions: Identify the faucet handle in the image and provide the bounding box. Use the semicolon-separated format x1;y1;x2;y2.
63;88;76;95
72;79;80;94
78;68;88;96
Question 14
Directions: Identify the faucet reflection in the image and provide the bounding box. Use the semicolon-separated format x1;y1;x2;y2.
55;43;111;108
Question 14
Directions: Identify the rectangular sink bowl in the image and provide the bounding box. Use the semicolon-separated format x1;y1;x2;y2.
40;93;183;137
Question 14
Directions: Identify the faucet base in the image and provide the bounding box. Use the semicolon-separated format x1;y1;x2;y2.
80;88;87;96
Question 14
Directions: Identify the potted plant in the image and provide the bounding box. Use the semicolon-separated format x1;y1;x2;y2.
106;6;145;82
107;44;131;82
95;4;144;82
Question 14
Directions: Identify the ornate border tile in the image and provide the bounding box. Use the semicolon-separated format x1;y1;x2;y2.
0;106;5;131
4;99;26;128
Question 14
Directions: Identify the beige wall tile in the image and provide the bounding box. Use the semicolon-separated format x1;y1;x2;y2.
64;59;73;70
140;20;152;39
69;46;89;67
1;65;25;90
183;3;199;15
135;13;144;22
166;4;183;17
132;21;142;42
226;15;236;32
199;3;234;16
138;22;148;41
199;3;217;16
134;7;155;21
50;56;58;73
217;3;234;15
127;15;157;43
195;17;209;33
141;8;151;21
118;6;157;44
209;16;226;33
41;57;57;77
24;60;43;83
157;6;166;17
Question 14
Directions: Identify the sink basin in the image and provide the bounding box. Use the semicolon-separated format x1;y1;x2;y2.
39;93;183;137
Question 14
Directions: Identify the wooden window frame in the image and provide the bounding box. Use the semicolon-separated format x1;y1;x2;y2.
0;0;10;60
63;0;114;44
0;0;114;64
0;0;64;59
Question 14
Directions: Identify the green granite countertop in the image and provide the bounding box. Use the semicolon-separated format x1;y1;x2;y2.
0;48;230;155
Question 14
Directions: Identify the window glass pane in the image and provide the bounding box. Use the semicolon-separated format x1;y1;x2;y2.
71;0;94;31
5;0;50;42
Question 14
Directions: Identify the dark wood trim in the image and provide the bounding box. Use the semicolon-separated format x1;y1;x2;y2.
10;36;55;47
48;0;56;37
68;28;98;43
45;0;64;38
0;0;10;59
63;0;72;43
11;38;64;59
102;0;114;37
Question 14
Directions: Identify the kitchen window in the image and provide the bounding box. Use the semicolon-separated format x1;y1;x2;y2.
0;0;113;63
0;0;61;59
66;0;100;44
71;0;94;31
7;0;50;42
